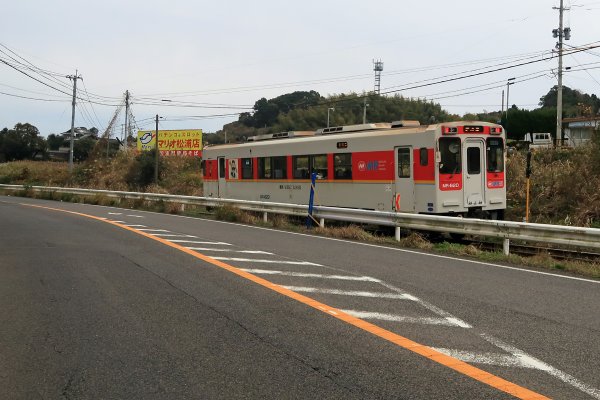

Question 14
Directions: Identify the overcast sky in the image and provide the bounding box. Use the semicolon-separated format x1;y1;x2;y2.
1;0;599;137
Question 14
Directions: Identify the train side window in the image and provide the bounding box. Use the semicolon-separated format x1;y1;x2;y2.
334;153;352;180
311;154;328;179
467;147;481;174
218;158;225;178
293;155;309;179
258;157;272;179
419;147;428;166
241;158;253;179
397;148;411;178
272;156;287;179
486;138;504;173
439;137;461;174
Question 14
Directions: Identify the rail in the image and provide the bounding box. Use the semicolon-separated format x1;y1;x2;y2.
2;184;600;256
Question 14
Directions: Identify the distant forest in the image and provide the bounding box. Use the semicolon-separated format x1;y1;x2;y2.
206;86;600;144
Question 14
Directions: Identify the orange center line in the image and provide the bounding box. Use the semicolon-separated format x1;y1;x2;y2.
23;203;549;400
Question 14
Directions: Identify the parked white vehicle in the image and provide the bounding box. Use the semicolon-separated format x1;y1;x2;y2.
524;132;553;149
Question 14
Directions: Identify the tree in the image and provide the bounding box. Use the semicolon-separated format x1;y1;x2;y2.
0;123;46;161
47;134;65;150
73;137;96;161
539;86;600;117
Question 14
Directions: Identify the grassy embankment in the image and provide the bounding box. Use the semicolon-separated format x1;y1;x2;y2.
1;142;599;278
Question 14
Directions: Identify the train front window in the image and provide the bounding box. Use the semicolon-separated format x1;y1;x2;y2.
486;138;504;173
467;147;481;175
439;137;461;174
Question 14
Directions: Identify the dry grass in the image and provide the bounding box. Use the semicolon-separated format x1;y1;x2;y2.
400;232;434;250
313;224;386;242
0;161;70;186
214;205;259;224
506;138;600;226
0;148;203;195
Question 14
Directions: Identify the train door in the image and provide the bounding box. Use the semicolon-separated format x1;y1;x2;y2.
462;139;485;207
394;146;415;212
218;157;226;197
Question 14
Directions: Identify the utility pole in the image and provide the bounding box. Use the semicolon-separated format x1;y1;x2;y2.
154;114;160;184
506;78;515;130
67;70;82;172
123;90;129;150
362;98;368;124
553;0;571;147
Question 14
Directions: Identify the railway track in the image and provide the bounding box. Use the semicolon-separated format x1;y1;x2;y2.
474;240;600;263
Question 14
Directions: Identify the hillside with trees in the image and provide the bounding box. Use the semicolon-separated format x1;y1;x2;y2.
212;91;457;144
209;86;600;144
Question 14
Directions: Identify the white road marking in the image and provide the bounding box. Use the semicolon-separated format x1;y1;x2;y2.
136;228;171;232
341;310;472;328
240;269;381;282
44;203;600;396
169;240;232;246
431;348;537;369
282;286;418;300
152;234;197;238
124;224;146;228
108;220;126;223
126;215;144;218
481;333;600;399
186;248;273;254
376;280;474;327
107;212;122;215
207;220;600;285
211;257;322;266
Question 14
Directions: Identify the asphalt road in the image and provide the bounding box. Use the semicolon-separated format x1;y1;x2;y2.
1;195;599;399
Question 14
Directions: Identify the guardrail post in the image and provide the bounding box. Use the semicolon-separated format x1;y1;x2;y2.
503;238;510;256
395;226;401;242
319;218;325;228
263;212;268;223
180;203;186;212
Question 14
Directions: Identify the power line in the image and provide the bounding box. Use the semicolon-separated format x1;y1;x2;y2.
0;90;68;102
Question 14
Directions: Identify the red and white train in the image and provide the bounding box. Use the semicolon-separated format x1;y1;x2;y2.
202;120;506;219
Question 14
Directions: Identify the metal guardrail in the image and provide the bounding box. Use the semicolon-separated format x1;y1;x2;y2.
2;184;600;255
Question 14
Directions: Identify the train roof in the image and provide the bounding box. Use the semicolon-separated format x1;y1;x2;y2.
203;120;502;151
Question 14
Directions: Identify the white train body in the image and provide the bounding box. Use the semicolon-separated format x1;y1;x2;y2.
203;121;506;219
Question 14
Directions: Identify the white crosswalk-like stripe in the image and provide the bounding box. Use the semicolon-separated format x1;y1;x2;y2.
152;234;197;238
240;269;381;282
186;248;273;254
212;257;321;266
340;310;472;328
282;286;417;300
169;240;232;245
431;348;537;369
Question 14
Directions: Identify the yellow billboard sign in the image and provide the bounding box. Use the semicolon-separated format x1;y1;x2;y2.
137;129;203;157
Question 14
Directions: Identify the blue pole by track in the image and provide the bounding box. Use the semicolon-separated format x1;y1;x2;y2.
305;172;317;228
